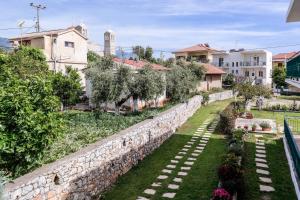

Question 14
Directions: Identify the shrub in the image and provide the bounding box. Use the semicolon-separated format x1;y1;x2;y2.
228;143;244;156
202;92;209;105
212;188;231;200
232;129;246;141
260;121;271;129
219;105;236;135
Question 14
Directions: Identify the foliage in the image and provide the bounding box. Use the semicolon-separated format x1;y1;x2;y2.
0;74;63;178
259;121;271;129
87;50;101;63
132;45;145;60
228;143;244;156
212;188;231;200
236;83;271;103
223;74;235;87
202;92;210;105
232;129;246;141
272;67;287;88
51;66;82;106
144;46;153;61
264;103;300;112
219;105;236;135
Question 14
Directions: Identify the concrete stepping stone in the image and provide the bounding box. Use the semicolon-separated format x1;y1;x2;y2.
256;153;266;158
192;153;200;157
167;165;176;169
193;134;201;136
194;150;202;153
181;166;191;170
144;189;156;195
182;148;189;151
178;171;188;176
171;160;179;164
137;196;149;200
255;158;267;163
199;143;206;147
173;177;182;183
162;169;172;174
184;161;194;166
256;146;265;150
157;175;168;179
162;193;176;198
202;137;209;141
168;184;179;190
187;157;196;161
200;140;208;143
175;156;183;159
259;177;272;183
152;182;162;187
256;162;269;168
196;146;204;150
203;135;211;138
256;149;266;154
192;136;199;139
178;152;187;155
256;169;270;175
187;142;194;145
260;185;275;192
255;134;263;138
184;145;192;148
190;139;196;142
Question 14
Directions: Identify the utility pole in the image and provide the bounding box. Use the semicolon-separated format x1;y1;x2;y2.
30;3;46;32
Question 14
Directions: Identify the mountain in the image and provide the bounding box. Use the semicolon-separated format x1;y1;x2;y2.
0;37;11;49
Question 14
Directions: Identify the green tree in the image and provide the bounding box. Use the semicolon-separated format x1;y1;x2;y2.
145;46;153;61
51;66;82;107
223;74;235;87
132;46;145;60
87;50;101;63
272;67;287;88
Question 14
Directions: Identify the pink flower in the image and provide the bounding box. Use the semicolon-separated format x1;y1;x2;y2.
212;188;231;200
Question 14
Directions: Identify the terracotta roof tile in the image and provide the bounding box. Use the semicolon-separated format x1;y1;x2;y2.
202;63;226;75
273;52;299;60
113;58;169;71
174;44;218;53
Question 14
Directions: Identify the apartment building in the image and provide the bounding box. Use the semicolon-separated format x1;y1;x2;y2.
9;25;88;89
273;52;298;69
212;49;273;86
173;43;218;63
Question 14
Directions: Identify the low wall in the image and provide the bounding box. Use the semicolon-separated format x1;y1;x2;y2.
209;90;233;103
4;91;233;200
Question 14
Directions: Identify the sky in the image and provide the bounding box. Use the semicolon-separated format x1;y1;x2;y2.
0;0;300;57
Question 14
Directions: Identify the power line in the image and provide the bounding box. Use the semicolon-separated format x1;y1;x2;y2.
0;27;33;31
30;3;46;32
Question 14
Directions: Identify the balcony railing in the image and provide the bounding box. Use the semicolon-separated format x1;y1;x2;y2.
213;61;267;67
284;117;300;179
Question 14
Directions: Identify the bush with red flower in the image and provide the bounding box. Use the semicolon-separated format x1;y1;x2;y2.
212;188;231;200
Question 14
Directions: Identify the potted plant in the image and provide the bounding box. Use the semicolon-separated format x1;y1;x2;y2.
260;121;271;131
252;124;257;132
212;188;231;200
243;125;248;130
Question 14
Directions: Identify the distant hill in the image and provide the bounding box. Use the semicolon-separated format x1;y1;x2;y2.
0;37;11;49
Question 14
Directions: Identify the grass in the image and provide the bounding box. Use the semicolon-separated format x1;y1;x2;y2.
278;95;300;101
251;108;300;133
243;134;297;200
102;99;232;200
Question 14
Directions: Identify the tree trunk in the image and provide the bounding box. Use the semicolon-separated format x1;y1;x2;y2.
245;99;251;111
104;102;108;112
115;102;120;115
133;96;139;112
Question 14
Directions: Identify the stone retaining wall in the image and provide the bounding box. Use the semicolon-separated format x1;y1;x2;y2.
4;91;233;200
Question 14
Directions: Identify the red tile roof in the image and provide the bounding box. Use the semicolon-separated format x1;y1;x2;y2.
273;52;299;61
113;58;169;71
202;63;226;75
174;44;218;53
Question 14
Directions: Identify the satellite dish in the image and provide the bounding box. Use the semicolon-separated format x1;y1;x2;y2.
17;20;25;28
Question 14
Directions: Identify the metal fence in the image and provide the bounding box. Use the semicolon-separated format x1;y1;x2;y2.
284;117;300;178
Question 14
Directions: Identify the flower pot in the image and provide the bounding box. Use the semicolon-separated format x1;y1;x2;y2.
262;127;271;131
252;127;256;132
244;126;248;130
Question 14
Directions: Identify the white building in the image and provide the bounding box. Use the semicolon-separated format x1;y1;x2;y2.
212;49;273;86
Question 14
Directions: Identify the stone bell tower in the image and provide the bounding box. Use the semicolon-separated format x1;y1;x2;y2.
104;30;116;56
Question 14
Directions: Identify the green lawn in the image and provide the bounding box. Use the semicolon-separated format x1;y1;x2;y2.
102;100;231;200
251;109;300;133
243;134;297;200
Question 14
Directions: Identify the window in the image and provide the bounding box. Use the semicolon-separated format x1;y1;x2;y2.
259;71;263;77
236;70;238;74
236;62;239;67
219;58;224;67
232;62;234;67
65;41;74;48
253;56;259;65
252;72;255;76
245;71;249;77
232;70;234;74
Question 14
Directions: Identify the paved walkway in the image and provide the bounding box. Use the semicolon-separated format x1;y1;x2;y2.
255;134;275;199
137;118;218;199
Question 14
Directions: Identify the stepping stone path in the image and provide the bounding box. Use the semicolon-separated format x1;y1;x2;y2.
254;135;275;199
137;118;218;199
